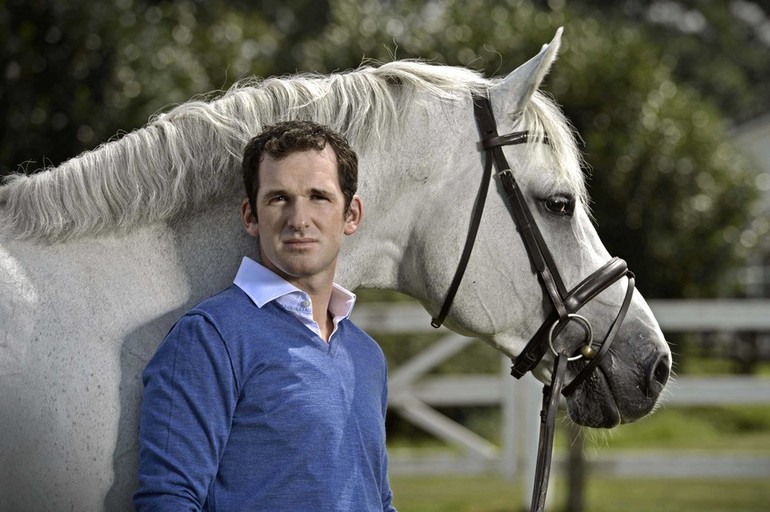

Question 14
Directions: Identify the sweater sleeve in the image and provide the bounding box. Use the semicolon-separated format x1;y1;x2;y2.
134;313;238;511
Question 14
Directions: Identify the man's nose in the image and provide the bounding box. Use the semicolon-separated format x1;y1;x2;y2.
286;200;310;230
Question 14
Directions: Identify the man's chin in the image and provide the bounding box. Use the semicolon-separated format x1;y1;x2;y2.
262;256;337;287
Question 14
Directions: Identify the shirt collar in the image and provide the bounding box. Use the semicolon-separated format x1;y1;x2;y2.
233;256;357;319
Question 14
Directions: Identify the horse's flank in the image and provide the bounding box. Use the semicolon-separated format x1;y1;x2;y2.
0;60;583;242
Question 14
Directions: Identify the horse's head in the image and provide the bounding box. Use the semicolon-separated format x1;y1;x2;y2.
374;30;671;428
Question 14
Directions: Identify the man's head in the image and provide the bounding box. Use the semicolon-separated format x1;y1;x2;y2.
239;120;363;290
241;120;358;222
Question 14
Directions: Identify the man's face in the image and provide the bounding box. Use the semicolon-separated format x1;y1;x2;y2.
242;146;361;289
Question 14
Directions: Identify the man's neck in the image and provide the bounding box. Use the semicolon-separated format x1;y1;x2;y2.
302;283;334;341
255;257;338;341
284;274;336;342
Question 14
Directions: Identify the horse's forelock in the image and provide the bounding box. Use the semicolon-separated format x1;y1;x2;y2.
518;91;588;208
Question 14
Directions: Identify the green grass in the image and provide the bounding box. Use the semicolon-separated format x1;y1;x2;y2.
580;405;770;453
389;475;770;511
386;404;770;454
362;293;770;510
386;404;770;510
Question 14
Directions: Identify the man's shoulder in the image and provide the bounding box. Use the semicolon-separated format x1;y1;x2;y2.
183;285;293;336
166;286;252;335
339;317;371;339
189;285;251;316
338;318;385;356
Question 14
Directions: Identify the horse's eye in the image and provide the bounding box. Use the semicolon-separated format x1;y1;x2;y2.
544;194;574;216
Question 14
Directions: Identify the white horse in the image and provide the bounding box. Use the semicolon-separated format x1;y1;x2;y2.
0;30;670;511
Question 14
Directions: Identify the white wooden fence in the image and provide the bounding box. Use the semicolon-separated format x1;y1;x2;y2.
351;299;770;487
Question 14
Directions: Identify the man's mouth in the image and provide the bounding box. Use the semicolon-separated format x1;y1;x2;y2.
283;238;317;249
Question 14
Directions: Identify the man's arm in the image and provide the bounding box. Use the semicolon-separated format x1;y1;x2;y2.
134;313;238;511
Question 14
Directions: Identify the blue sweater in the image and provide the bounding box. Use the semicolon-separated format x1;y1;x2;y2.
134;286;395;511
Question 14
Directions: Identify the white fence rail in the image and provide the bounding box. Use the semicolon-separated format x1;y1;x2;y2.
352;299;770;484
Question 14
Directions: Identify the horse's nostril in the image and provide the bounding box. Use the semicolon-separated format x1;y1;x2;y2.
646;351;671;396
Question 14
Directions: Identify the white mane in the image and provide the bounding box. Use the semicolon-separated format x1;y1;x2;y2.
0;60;584;241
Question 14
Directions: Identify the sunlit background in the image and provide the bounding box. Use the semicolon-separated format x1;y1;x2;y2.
3;1;769;510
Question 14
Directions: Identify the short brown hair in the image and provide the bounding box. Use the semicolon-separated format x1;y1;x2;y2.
241;120;358;221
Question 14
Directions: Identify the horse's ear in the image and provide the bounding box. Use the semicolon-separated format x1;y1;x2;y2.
491;27;563;117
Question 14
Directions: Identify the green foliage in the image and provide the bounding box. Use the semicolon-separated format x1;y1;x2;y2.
583;405;770;452
573;0;770;124
2;0;767;298
2;0;120;172
549;21;760;297
389;474;770;512
295;0;765;298
0;0;322;173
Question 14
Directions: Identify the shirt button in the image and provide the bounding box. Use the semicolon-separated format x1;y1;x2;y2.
301;300;311;308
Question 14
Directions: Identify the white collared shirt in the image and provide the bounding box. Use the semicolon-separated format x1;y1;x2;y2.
233;256;356;341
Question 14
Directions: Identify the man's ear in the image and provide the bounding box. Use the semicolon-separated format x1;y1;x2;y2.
344;195;363;236
241;198;259;238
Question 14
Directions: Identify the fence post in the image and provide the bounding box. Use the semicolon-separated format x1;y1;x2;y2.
566;422;586;512
500;355;518;481
517;373;547;511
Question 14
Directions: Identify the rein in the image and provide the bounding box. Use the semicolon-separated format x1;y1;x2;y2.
431;94;636;511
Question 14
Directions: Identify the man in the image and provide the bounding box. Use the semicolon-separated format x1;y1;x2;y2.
134;120;396;511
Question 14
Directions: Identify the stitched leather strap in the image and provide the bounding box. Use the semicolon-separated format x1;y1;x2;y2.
562;272;636;395
430;141;493;328
531;353;569;512
431;96;546;328
511;257;630;379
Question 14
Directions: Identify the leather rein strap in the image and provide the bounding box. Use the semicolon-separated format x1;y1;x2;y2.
430;94;638;511
532;354;568;510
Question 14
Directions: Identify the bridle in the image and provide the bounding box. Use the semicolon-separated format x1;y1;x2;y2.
430;94;636;512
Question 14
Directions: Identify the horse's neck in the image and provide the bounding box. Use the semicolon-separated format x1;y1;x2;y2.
335;154;407;291
337;112;478;303
167;199;258;300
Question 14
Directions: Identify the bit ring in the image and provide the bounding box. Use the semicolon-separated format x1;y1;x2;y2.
547;313;594;361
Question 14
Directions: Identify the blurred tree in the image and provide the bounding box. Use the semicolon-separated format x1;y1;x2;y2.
573;0;770;124
2;0;767;298
0;0;324;175
1;0;120;174
550;20;760;298
293;0;763;298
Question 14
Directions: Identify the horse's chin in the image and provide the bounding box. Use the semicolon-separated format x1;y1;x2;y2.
564;367;622;428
